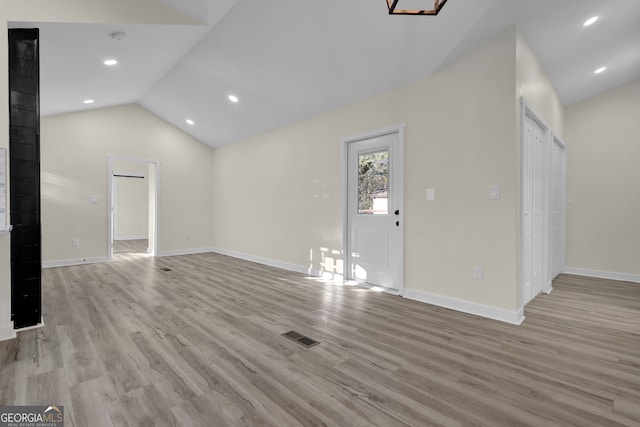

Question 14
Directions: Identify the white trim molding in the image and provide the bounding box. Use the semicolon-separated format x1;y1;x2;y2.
107;154;160;260
520;96;553;307
210;247;322;277
180;248;525;324
14;321;44;333
404;288;525;325
341;123;406;293
564;267;640;284
158;247;215;258
0;320;45;342
550;133;567;284
114;235;148;241
0;328;16;341
43;257;110;268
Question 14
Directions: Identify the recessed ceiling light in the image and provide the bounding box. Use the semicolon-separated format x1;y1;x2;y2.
186;119;195;125
594;66;607;74
228;94;239;103
583;16;598;26
84;99;95;104
104;59;118;66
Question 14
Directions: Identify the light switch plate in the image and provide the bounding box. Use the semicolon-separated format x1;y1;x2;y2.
490;185;500;200
90;195;98;204
473;265;484;280
426;188;436;201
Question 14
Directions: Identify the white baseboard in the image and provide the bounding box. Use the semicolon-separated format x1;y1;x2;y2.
43;256;110;268
209;248;522;324
0;320;44;342
210;247;321;277
158;247;215;257
115;235;148;241
564;267;640;283
0;327;16;341
403;289;525;325
40;246;524;326
15;321;45;332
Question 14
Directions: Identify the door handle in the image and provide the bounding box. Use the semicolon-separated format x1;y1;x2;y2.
394;210;400;215
395;221;400;227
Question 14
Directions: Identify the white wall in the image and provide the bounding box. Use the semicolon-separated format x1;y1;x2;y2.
113;161;149;240
5;0;199;25
212;28;523;321
41;104;214;263
0;0;201;339
516;33;565;137
565;78;640;279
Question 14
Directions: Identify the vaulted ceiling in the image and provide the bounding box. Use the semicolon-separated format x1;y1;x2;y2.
15;0;640;147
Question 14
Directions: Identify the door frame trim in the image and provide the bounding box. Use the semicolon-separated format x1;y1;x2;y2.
520;97;552;307
341;123;406;294
107;154;160;260
551;133;567;280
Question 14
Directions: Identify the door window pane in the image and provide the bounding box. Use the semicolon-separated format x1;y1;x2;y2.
358;150;389;215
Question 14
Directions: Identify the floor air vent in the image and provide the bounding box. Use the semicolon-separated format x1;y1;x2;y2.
159;267;172;272
281;330;319;348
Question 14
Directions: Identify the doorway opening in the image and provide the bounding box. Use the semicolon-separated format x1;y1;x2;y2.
107;155;159;260
342;124;405;294
550;134;567;280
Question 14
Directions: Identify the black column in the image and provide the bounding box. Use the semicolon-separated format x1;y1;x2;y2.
9;29;41;329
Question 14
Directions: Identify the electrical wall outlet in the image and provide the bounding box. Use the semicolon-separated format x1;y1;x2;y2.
72;239;80;247
473;265;484;280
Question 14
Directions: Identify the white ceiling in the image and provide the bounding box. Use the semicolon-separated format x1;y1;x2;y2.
15;0;640;147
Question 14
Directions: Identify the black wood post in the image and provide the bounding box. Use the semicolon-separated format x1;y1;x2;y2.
9;29;42;329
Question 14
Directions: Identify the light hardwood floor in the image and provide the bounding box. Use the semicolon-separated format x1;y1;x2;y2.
1;253;639;426
113;239;149;255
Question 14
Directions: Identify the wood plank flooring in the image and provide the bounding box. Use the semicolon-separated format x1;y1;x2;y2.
1;253;639;426
113;239;149;254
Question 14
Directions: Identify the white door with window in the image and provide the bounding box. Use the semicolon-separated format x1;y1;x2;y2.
345;129;403;292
